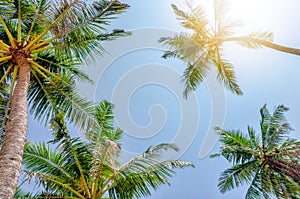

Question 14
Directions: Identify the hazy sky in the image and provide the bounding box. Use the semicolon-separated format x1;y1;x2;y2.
28;0;300;198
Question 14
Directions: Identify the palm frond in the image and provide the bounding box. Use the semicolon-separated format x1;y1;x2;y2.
235;31;274;49
213;0;231;24
95;100;115;132
28;71;97;130
268;171;300;199
48;0;129;63
267;105;292;148
160;32;203;61
34;50;92;83
171;3;208;35
214;128;256;164
120;143;179;172
261;104;292;150
21;105;194;198
25;0;52;39
211;50;243;95
48;112;68;144
214;104;300;197
217;19;242;38
247;126;261;151
110;159;193;199
181;53;211;97
97;29;131;41
86;100;123;143
23;142;74;181
23;138;93;195
245;169;265;199
110;143;193;199
218;160;257;193
279;138;300;159
0;0;15;16
56;137;93;179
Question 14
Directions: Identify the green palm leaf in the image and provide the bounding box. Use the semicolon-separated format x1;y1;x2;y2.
213;104;300;198
260;104;292;151
0;0;130;197
110;144;194;199
21;101;194;198
218;160;257;193
211;51;242;95
23;142;74;185
0;0;15;16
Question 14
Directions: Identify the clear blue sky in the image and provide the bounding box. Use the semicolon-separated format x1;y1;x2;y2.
28;0;300;198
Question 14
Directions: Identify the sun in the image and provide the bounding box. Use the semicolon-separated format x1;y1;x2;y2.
199;0;271;33
229;0;268;29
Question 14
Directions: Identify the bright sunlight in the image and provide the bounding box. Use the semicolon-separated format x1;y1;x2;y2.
229;0;269;30
200;0;276;33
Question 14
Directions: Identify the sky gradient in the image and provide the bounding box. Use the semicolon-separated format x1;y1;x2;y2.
28;0;300;198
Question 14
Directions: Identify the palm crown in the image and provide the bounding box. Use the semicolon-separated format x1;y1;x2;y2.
160;0;275;97
211;104;300;199
0;0;129;129
20;101;194;199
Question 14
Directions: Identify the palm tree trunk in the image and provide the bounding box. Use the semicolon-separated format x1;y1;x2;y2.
0;53;31;199
225;37;300;56
266;157;300;182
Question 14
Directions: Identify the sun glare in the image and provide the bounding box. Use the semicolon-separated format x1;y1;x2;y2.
229;0;269;30
199;0;272;33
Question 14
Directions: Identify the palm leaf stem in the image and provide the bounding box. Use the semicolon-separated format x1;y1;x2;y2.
97;175;114;198
30;37;58;51
0;56;12;63
31;69;59;114
30;63;98;130
32;45;58;53
68;138;91;198
17;0;21;42
37;173;85;199
28;60;72;88
92;145;110;199
0;64;13;84
0;40;10;50
0;16;16;48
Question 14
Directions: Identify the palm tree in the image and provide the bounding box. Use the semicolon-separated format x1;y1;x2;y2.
0;0;129;197
211;104;300;199
160;0;300;97
20;101;194;198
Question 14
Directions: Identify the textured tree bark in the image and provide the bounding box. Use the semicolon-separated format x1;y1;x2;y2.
266;157;300;182
0;53;31;198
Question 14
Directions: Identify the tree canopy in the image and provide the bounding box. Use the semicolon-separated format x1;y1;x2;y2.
211;104;300;199
19;101;194;198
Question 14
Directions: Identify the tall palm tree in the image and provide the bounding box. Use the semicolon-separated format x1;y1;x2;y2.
160;0;300;97
20;101;194;198
211;104;300;199
0;0;129;197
